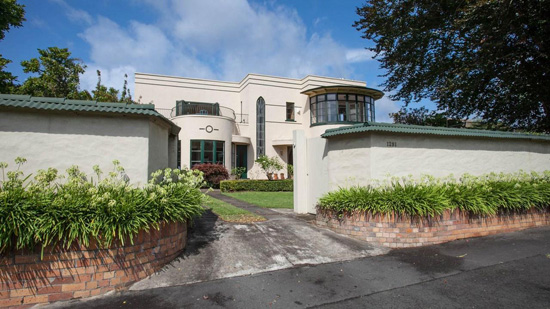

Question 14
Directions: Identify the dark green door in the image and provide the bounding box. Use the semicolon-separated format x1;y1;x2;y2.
236;145;247;179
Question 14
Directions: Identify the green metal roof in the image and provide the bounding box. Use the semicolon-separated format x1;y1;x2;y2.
0;94;180;134
322;122;550;141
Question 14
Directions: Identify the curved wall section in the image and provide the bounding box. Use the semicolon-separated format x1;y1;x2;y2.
173;115;234;168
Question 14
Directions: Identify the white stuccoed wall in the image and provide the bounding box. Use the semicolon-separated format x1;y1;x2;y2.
295;130;550;214
0;110;176;186
327;132;550;188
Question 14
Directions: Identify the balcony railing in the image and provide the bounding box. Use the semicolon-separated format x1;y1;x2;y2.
170;101;236;120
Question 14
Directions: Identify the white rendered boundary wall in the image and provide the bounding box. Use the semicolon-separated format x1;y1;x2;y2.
294;130;550;214
1;110;177;186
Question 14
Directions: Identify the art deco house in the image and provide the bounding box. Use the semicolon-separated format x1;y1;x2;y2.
134;73;384;179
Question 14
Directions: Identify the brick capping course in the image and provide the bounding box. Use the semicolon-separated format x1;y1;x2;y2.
0;221;187;308
316;208;550;248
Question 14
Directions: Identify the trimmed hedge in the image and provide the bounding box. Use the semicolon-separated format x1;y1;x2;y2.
220;179;293;192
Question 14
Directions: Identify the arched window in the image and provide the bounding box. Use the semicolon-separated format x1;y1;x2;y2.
256;97;265;158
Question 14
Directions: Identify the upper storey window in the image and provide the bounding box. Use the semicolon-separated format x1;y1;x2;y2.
286;102;295;121
310;93;375;125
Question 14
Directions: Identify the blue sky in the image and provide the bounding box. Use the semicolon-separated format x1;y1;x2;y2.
1;0;419;121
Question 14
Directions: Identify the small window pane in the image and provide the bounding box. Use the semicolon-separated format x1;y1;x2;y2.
349;102;357;122
338;101;347;121
191;141;201;151
327;93;336;100
286;102;295;120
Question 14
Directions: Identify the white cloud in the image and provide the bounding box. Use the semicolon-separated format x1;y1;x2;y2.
50;0;93;25
346;48;376;63
375;95;403;123
67;0;378;91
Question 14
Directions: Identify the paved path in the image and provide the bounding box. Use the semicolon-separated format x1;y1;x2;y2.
128;191;386;290
52;226;550;308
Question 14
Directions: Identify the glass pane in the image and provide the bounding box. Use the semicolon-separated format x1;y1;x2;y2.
338;94;346;101
349;102;357;122
191;151;201;162
338;101;347;121
311;102;317;123
216;151;224;164
216;141;224;152
348;94;356;102
327;93;336;100
204;151;214;163
286;102;294;120
357;95;364;103
317;95;325;102
204;141;213;152
357;101;365;122
327;99;337;122
191;141;201;151
310;96;317;103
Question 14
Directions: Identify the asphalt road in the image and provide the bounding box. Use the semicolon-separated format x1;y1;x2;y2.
51;226;550;309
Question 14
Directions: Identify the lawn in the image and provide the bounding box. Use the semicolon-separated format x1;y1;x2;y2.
222;192;294;209
203;195;266;222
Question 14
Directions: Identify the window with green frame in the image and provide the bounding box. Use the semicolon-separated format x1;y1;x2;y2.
310;93;375;125
190;140;225;167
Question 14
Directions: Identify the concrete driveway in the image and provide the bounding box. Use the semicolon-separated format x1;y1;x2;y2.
130;192;386;290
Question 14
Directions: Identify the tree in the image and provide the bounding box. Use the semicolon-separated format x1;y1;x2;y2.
0;0;25;93
0;56;17;93
19;47;86;99
390;107;464;128
0;0;24;41
355;0;550;132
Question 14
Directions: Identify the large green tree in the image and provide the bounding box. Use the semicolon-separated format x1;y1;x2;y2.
19;47;86;99
0;0;25;93
355;0;550;132
390;107;464;128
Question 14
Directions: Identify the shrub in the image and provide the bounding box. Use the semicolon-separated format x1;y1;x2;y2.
287;164;293;178
191;163;229;188
255;155;283;180
0;158;205;255
220;179;293;192
230;167;247;180
318;171;550;217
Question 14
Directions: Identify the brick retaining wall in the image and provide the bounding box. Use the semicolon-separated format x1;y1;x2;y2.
316;208;550;248
0;221;187;308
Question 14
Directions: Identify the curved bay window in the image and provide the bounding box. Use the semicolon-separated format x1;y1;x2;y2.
310;93;375;125
256;97;265;158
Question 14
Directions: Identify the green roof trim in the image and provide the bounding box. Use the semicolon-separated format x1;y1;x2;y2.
0;94;180;134
322;122;550;141
301;85;384;100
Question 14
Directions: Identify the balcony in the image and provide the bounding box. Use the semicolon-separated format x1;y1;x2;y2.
171;100;235;119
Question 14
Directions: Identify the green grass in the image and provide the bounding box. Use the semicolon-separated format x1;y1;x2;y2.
222;192;294;209
204;195;265;222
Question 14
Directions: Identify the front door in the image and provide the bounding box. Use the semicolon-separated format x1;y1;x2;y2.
236;145;248;179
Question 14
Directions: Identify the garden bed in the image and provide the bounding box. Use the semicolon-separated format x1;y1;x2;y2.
316;171;550;247
317;208;550;248
0;221;186;307
0;159;206;307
